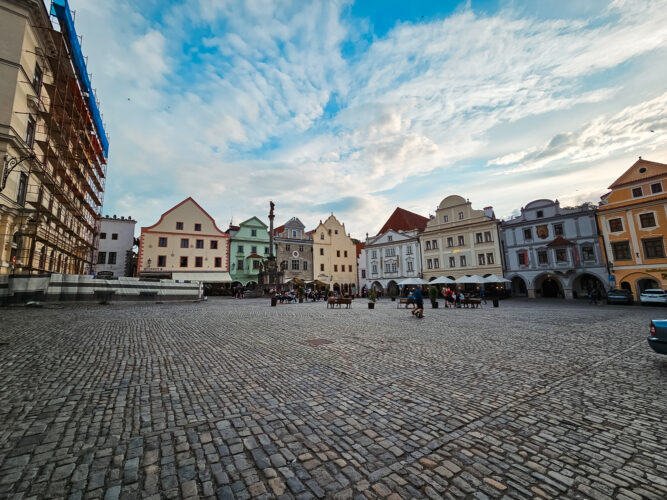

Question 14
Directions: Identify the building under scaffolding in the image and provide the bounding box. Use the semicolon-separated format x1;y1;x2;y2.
0;0;109;276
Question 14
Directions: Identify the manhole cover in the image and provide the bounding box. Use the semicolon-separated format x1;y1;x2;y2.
306;338;333;347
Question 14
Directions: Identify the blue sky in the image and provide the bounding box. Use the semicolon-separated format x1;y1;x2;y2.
68;0;667;237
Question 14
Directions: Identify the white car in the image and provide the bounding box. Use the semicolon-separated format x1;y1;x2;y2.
639;289;667;305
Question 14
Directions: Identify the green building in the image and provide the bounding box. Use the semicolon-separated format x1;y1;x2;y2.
228;217;271;286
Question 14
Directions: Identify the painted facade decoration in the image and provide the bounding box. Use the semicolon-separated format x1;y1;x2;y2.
598;158;667;296
274;217;313;283
228;217;271;286
420;196;503;281
312;215;357;294
501;199;608;299
138;198;230;283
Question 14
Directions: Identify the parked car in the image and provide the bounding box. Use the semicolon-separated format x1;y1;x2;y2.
606;289;633;305
639;289;667;306
648;320;667;354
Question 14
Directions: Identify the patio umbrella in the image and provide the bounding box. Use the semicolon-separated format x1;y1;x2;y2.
484;274;511;283
455;275;487;284
430;276;456;284
398;277;428;286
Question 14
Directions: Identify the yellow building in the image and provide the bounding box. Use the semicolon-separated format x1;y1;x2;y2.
312;214;357;294
598;158;667;295
420;195;503;281
0;0;109;276
138;198;231;283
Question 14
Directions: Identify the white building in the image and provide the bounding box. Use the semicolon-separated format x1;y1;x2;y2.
357;244;366;294
363;208;429;294
96;216;136;277
500;199;608;299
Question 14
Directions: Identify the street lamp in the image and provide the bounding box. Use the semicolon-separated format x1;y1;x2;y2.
1;153;36;193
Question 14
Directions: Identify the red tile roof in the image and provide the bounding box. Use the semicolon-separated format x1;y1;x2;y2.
356;242;365;259
273;225;285;236
378;207;429;234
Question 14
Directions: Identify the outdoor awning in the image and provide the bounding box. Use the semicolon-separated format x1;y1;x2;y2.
455;275;487;284
398;278;428;286
484;274;511;283
430;276;456;284
171;272;232;283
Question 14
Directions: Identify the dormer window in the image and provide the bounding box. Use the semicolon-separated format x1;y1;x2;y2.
387;235;393;241
458;212;464;220
632;187;643;198
536;210;543;218
443;215;449;223
651;183;662;194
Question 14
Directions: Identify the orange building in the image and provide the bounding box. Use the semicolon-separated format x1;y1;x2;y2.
598;158;667;295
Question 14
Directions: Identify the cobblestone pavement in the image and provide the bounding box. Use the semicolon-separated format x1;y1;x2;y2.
1;298;666;500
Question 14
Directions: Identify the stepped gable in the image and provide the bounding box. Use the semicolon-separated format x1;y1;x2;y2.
378;207;429;234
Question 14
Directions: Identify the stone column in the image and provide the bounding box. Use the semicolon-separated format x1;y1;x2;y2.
527;288;536;298
564;288;573;299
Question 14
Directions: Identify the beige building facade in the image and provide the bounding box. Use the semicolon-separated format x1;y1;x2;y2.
420;195;503;281
312;214;357;294
138;198;231;283
1;0;108;275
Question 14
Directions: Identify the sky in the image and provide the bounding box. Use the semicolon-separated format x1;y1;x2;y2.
64;0;667;238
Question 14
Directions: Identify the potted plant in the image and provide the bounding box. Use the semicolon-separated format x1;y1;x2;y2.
298;286;305;303
368;289;377;309
429;285;439;308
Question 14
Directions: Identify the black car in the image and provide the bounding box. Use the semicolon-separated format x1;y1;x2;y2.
606;289;633;305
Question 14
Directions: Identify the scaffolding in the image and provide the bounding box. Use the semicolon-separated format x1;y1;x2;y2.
6;0;108;275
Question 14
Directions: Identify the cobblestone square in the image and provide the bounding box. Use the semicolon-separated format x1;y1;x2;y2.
1;298;666;499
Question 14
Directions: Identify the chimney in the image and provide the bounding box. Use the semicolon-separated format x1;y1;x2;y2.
483;206;495;219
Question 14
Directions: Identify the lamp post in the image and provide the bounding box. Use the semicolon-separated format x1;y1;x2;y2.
1;153;36;193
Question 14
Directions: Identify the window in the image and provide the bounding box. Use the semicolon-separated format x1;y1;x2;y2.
361;270;366;278
108;233;116;241
536;210;544;218
237;260;244;270
632;187;643;198
427;259;433;269
265;247;269;254
108;252;117;265
443;215;449;223
319;248;324;255
26;115;36;147
433;258;439;269
581;246;595;261
523;228;532;240
608;218;623;232
387;235;393;241
458;235;464;246
406;246;412;255
292;230;297;238
194;223;202;231
486;253;494;265
485;232;492;242
556;249;568;262
372;250;377;258
407;261;414;272
180;256;188;267
158;237;167;247
181;238;189;248
554;223;564;236
518;252;526;266
252;260;260;270
214;257;222;268
337;250;341;257
449;257;455;267
640;213;656;228
250;229;257;237
33;63;43;94
97;252;106;264
100;233;107;240
157;255;166;267
478;254;485;265
460;255;467;267
194;239;203;249
538;250;548;264
303;261;308;271
210;240;218;249
286;244;291;251
251;246;257;253
426;241;432;250
334;264;338;272
476;233;483;243
447;237;454;247
651;182;662;194
292;260;299;270
321;233;324;239
458;211;464;220
611;242;631;260
321;263;325;271
17;173;28;206
371;264;377;273
432;240;438;249
237;245;244;253
643;238;665;259
385;263;391;273
299;246;304;252
176;222;184;230
334;230;338;234
344;250;348;257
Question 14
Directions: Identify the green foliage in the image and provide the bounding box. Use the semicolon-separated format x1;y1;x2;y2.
368;289;377;303
298;286;305;298
429;285;438;303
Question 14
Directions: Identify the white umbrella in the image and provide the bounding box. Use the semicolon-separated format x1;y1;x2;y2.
455;275;487;284
484;274;511;283
430;276;456;284
398;277;428;286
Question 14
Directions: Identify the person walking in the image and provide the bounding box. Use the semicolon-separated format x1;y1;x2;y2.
479;287;486;304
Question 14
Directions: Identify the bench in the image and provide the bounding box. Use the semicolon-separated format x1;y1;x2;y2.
397;297;415;309
462;298;481;308
327;297;353;309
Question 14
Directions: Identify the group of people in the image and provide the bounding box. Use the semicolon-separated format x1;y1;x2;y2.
233;285;245;298
270;287;325;303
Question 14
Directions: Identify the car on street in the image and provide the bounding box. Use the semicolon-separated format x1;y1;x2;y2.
648;320;667;354
639;289;667;306
606;289;633;305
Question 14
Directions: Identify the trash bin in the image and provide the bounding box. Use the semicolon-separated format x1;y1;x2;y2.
493;298;499;308
271;297;278;307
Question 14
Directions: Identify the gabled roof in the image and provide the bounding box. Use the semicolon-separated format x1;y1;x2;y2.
142;197;227;235
547;236;574;247
378;207;429;234
273;225;285;236
609;158;667;189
